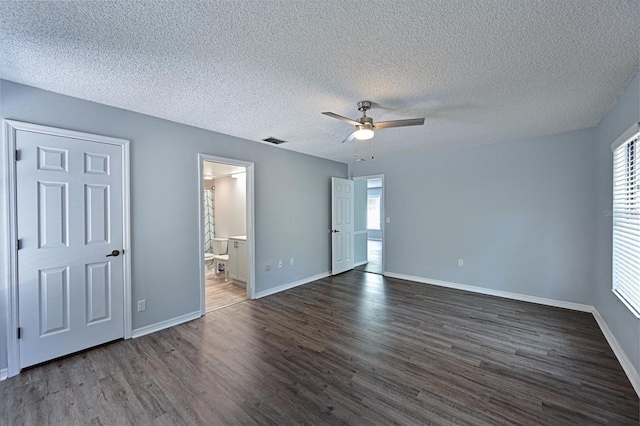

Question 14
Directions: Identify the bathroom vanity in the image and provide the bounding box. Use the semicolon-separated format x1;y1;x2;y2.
228;236;247;285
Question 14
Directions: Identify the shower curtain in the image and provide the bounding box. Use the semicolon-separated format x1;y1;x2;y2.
204;188;215;253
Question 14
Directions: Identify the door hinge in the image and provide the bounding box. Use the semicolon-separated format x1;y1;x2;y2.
17;239;22;250
14;149;20;162
17;328;21;339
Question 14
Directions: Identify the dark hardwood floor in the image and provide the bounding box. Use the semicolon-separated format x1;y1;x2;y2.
1;271;637;425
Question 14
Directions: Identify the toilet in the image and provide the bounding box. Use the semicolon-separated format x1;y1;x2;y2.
211;238;228;256
205;238;229;281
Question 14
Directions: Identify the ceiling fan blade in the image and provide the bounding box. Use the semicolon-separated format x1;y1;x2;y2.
341;130;357;144
374;118;425;129
322;112;360;126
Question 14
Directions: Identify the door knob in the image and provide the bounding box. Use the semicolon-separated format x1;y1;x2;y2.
332;229;340;233
106;250;120;257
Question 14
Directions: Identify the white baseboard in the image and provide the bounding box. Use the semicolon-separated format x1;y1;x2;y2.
383;272;594;313
354;260;368;267
255;271;330;299
0;368;7;381
593;309;640;397
131;310;201;339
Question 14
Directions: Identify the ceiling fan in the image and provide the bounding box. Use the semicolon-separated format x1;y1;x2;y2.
322;101;425;143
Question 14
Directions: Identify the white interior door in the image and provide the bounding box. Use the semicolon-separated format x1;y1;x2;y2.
331;177;354;275
16;128;125;368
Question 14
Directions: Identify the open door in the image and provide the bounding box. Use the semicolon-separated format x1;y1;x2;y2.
331;177;354;275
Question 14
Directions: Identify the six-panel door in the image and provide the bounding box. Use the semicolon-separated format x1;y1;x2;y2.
331;177;354;275
16;129;125;368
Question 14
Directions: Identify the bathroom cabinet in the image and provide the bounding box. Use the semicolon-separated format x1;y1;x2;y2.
228;236;247;284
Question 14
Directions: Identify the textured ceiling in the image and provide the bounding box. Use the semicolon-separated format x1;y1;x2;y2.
1;1;638;164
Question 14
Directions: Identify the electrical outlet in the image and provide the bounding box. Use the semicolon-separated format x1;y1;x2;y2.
458;259;464;267
290;258;295;266
265;264;271;271
278;260;283;268
386;217;391;223
137;299;146;312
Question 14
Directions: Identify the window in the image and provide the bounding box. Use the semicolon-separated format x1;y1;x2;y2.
367;194;381;230
612;123;640;316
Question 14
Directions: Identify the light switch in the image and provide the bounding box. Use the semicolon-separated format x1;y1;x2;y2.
386;217;391;223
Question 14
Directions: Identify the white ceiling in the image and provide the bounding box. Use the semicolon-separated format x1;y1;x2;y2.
203;161;246;179
1;1;638;164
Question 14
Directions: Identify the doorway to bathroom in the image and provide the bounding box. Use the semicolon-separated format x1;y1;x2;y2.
199;155;255;313
353;175;384;275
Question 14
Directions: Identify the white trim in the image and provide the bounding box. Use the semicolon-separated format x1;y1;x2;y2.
131;310;201;339
198;158;206;314
247;163;256;301
354;260;368;267
612;289;640;319
3;120;132;378
198;154;256;317
122;136;132;339
611;122;640;151
383;272;594;312
354;230;368;235
0;368;7;381
4;120;20;378
593;309;640;397
254;272;330;299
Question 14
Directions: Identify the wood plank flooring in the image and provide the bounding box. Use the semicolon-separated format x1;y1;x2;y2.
205;273;247;312
355;239;382;274
1;270;637;425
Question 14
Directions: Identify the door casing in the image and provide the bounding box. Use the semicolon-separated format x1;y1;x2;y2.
3;120;132;378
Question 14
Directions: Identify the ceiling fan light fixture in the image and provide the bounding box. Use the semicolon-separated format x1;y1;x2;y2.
354;125;374;140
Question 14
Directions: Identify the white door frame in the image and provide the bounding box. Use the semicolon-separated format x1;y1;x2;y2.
198;154;255;315
3;120;132;378
352;174;385;274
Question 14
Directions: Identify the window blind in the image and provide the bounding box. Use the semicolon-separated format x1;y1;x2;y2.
612;124;640;316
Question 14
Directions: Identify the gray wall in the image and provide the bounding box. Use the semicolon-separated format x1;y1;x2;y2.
352;127;597;305
354;179;367;264
594;72;640;374
0;80;347;370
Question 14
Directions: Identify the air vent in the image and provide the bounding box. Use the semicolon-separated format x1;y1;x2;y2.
262;137;287;145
